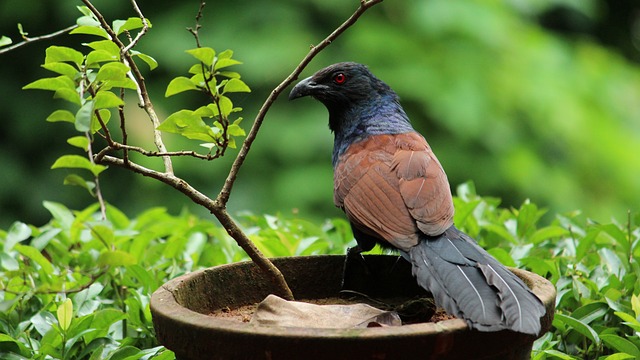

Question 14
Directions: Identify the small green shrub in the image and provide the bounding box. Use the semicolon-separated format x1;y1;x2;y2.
1;182;638;359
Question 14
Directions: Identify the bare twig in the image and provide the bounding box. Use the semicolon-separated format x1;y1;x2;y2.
216;0;384;206
0;24;77;55
187;0;206;48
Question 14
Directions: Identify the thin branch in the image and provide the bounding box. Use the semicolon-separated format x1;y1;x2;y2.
81;0;174;175
90;0;383;300
98;155;294;299
95;142;219;162
216;0;384;206
121;0;149;55
187;0;206;48
0;24;77;55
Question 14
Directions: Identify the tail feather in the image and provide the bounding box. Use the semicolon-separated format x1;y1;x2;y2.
407;226;545;335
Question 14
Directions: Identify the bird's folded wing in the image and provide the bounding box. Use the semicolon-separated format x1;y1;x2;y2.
391;132;454;236
334;133;453;251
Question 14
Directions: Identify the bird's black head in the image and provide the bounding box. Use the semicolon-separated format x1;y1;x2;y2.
289;62;394;109
289;62;403;134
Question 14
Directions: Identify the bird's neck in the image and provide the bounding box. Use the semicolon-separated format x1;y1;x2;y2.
331;97;414;167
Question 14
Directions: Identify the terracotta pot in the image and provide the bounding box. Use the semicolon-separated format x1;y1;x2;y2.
151;255;555;360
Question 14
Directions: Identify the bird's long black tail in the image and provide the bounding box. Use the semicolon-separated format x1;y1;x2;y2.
407;226;545;335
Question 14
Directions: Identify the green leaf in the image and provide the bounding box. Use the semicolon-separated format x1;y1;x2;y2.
222;78;251;93
113;17;152;36
75;100;94;132
188;63;206;75
214;57;242;70
92;108;111;133
157;110;217;142
51;155;107;177
14;244;55;274
602;354;637;360
529;226;569;244
57;298;73;332
93;91;124;109
632;294;640;318
217;95;233;117
85;40;120;59
554;313;600;346
55;88;82;105
186;47;215;66
600;334;640;358
86;49;118;67
95;62;129;82
70;25;109;39
45;46;84;67
165;76;198;97
42;62;78;78
0;35;12;47
43;201;75;229
63;174;95;195
98;250;136;267
131;50;158;70
67;136;90;150
615;311;640;332
23;75;76;92
3;221;31;252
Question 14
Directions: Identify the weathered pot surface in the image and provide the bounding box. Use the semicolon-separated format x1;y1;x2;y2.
151;255;555;360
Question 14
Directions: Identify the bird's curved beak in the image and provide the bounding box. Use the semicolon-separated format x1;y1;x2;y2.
289;76;319;100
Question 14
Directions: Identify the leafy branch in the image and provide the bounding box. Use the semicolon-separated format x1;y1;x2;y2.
21;0;383;299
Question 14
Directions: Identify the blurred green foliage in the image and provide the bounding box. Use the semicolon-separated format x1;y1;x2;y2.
0;0;638;229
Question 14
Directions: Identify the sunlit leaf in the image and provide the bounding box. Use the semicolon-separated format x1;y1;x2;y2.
600;334;640;358
157;110;217;142
131;50;158;70
93;90;124;109
75;100;94;132
70;25;109;39
95;62;129;82
3;221;31;252
113;17;152;36
554;313;600;346
0;35;12;47
57;298;73;332
165;76;198;97
98;250;136;266
51;155;107;177
222;78;251;93
42;62;78;78
85;40;120;59
14;244;54;274
44;46;84;67
86;49;118;66
67;136;90;150
23;75;76;92
214;57;242;70
63;174;96;195
186;47;215;66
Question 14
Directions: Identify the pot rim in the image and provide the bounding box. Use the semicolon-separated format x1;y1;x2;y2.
151;255;555;339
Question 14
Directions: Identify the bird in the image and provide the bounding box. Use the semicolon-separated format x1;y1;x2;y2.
289;62;545;335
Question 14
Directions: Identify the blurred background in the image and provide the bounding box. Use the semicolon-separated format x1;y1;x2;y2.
0;0;638;229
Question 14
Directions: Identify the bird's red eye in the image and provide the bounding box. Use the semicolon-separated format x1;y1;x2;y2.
333;73;346;84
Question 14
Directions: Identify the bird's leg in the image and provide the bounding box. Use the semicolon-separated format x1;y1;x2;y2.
340;244;371;290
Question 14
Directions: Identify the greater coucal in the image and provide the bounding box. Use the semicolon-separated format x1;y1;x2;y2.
289;62;545;335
